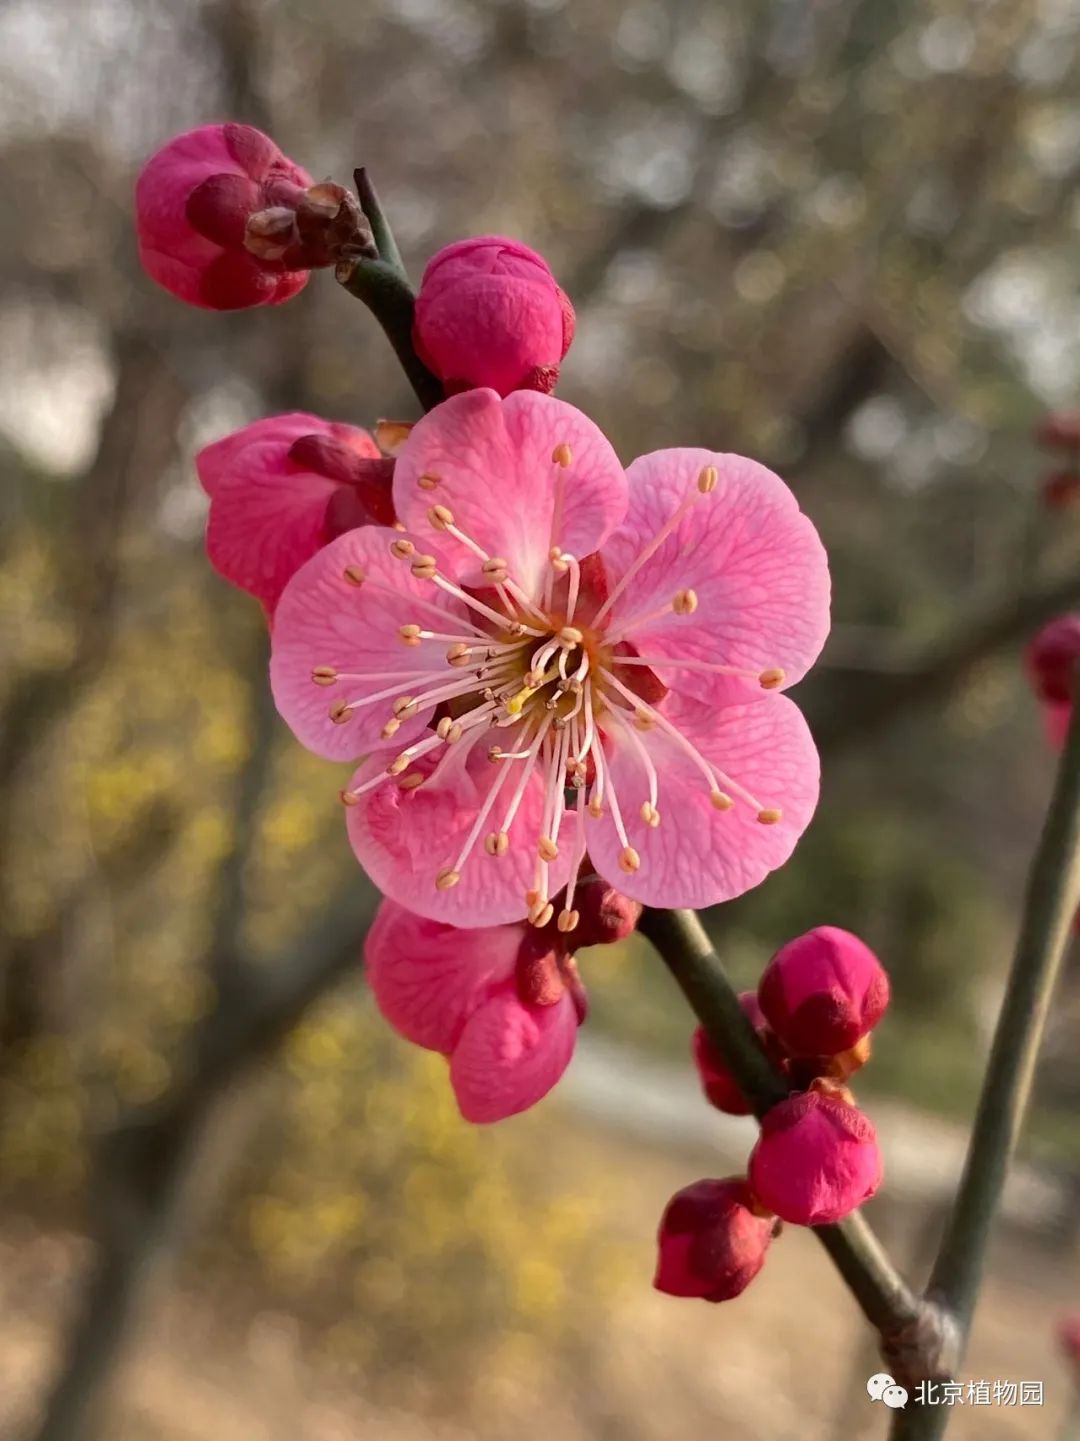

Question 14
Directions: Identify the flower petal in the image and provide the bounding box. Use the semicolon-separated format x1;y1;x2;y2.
345;724;575;926
586;693;819;908
270;526;467;760
197;413;341;496
449;986;578;1122
364;899;521;1054
393;390;626;598
601;449;830;707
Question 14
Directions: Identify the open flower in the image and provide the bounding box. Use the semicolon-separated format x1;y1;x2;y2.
365;898;586;1122
197;413;391;611
270;388;829;927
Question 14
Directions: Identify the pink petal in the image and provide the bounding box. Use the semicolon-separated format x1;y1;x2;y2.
345;723;575;926
601;449;830;708
269;526;467;761
449;986;578;1122
364;899;521;1053
392;390;627;598
586;693;820;909
197;413;330;496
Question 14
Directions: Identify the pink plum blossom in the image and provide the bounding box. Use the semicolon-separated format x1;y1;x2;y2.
364;898;585;1122
269;388;830;928
757;925;889;1058
413;237;575;397
654;1177;777;1303
135;124;313;310
1026;615;1080;748
748;1088;882;1226
197;413;389;611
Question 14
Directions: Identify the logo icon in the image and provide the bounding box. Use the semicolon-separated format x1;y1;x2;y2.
867;1373;909;1409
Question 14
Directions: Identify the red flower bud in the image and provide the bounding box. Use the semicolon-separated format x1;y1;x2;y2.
571;876;642;949
748;1090;882;1226
413;236;575;397
691;992;778;1116
1027;615;1080;707
758;926;889;1057
654;1177;776;1303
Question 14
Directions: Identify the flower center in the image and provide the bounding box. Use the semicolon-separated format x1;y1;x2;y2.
316;464;788;929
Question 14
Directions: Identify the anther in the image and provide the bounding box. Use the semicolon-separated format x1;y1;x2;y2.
484;831;510;857
399;623;423;646
640;802;661;828
538;836;559;862
387;755;411;776
417;471;440;491
559;626;584;645
436;717;454;740
618;846;641;874
549;545;563;562
446;722;464;743
390;538;415;559
411;554;438;579
697;464;718;494
482;557;509;580
557;909;580;934
446;643;472;666
710;790;734;811
759;668;786;690
329;700;351;725
529;901;555;928
435;868;461;891
375;419;413;455
339;788;361;806
757;808;783;825
381;717;401;739
525;888;540;908
552;443;572;467
488;745;503;761
393;696;416;717
673;589;698;615
343;565;365;586
634;713;655;731
428;504;454;530
398;771;425;790
588;797;604;818
311;666;338;686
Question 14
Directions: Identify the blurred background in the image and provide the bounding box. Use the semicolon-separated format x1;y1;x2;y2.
2;1;1080;1437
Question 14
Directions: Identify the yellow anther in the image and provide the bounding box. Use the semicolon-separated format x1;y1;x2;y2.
482;556;509;579
538;836;559;862
374;418;413;456
634;712;655;731
398;771;425;790
488;745;503;761
640;802;661;828
311;665;338;686
757;807;783;825
588;796;604;818
339;788;361;806
446;642;472;666
710;790;734;811
399;623;423;646
525;888;540;908
673;588;698;615
759;668;786;690
697;464;718;494
559;626;584;645
557;909;580;934
435;868;461;891
436;716;454;740
618;846;641;874
549;545;563;562
393;696;416;717
411;554;438;579
417;472;440;491
387;754;411;776
485;831;510;857
428;503;454;530
381;717;401;739
328;700;351;725
552;443;573;467
529;900;555;928
390;538;415;559
343;565;365;586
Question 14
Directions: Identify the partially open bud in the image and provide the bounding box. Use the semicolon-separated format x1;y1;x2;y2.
654;1177;777;1303
691;992;782;1117
748;1090;882;1226
196;414;387;611
571;876;642;949
413;236;575;397
757;926;890;1058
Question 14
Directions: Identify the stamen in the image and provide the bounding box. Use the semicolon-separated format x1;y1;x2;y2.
428;504;454;530
312;666;338;686
417;472;440;491
559;625;584;645
529;900;555;929
673;588;698;615
496;715;552;839
608;656;787;690
593;483;712;624
410;554;438;580
552;443;572;468
344;565;364;586
390;539;415;559
557;909;579;934
697;464;718;493
445;753;517;877
435;868;460;890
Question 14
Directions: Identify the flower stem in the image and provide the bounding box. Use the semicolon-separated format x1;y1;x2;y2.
354;167;407;277
638;906;928;1347
890;698;1080;1440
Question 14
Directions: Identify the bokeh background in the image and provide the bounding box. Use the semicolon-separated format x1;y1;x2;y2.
2;1;1080;1437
